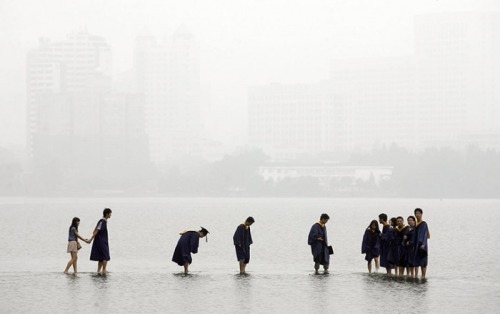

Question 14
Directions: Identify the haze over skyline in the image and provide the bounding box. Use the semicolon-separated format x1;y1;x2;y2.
1;0;499;148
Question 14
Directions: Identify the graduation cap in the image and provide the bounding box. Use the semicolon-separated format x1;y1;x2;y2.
200;227;210;242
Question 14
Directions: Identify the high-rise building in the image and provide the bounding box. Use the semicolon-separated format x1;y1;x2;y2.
248;13;500;160
26;31;149;191
330;57;417;151
414;13;500;147
27;30;112;158
134;26;201;164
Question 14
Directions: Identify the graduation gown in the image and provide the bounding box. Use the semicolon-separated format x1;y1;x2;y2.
405;227;416;267
172;231;200;266
394;225;408;267
90;219;110;261
413;221;429;267
361;229;381;262
380;225;395;268
233;224;253;263
308;223;330;265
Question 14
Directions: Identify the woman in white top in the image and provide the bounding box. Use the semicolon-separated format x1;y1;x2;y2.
64;217;90;274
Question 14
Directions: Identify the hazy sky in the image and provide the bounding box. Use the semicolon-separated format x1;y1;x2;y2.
0;0;498;148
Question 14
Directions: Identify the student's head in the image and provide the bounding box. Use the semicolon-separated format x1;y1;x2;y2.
407;215;416;227
378;213;388;223
71;217;80;229
414;208;423;220
103;208;112;218
199;227;209;238
320;213;330;223
390;217;397;227
369;220;379;231
245;216;255;225
396;216;404;227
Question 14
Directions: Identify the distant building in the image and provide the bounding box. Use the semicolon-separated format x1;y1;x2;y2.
248;81;340;160
134;26;202;164
414;13;500;147
248;13;500;160
26;31;149;188
259;163;393;190
330;57;417;151
27;30;112;159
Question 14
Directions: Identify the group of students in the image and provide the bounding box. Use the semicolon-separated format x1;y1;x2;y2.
63;208;429;277
361;208;430;278
63;209;256;275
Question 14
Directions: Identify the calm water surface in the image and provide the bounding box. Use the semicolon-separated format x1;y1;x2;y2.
0;197;499;313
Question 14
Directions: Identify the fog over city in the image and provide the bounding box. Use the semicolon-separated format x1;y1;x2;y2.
1;0;499;197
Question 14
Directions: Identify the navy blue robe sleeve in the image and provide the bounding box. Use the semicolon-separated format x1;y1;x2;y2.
233;225;244;246
362;229;370;254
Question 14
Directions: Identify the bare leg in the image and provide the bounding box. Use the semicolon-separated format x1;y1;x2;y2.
375;257;380;271
314;263;320;274
64;252;78;273
183;262;189;274
367;261;372;273
415;267;419;278
239;261;246;274
386;267;392;275
101;260;108;273
97;261;103;273
421;266;427;279
72;254;78;273
323;264;329;273
398;267;404;277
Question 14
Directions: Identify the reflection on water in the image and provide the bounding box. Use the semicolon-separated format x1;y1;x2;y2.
361;273;429;313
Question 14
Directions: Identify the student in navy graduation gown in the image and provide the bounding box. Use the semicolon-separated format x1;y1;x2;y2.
89;208;112;274
361;220;381;273
404;215;416;278
394;216;409;277
172;227;209;274
413;208;430;279
388;217;399;275
378;213;395;275
308;213;331;274
233;216;255;274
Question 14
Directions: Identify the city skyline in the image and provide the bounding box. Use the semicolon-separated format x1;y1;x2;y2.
1;0;498;150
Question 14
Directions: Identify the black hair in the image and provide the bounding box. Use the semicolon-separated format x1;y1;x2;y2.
414;208;423;215
320;213;330;220
70;217;80;231
407;215;416;222
103;208;112;217
378;213;388;222
396;216;404;221
246;216;255;223
390;217;397;226
368;220;380;233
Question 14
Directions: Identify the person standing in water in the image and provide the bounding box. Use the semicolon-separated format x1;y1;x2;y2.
413;208;430;279
233;217;255;274
361;220;381;273
172;227;209;274
89;208;112;274
64;217;91;274
308;213;331;274
404;215;417;278
379;213;395;275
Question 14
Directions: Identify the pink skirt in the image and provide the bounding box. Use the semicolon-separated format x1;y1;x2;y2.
67;241;78;253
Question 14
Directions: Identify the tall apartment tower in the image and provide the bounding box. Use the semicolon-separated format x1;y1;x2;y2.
26;30;112;159
134;26;201;164
26;31;149;190
414;13;500;147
